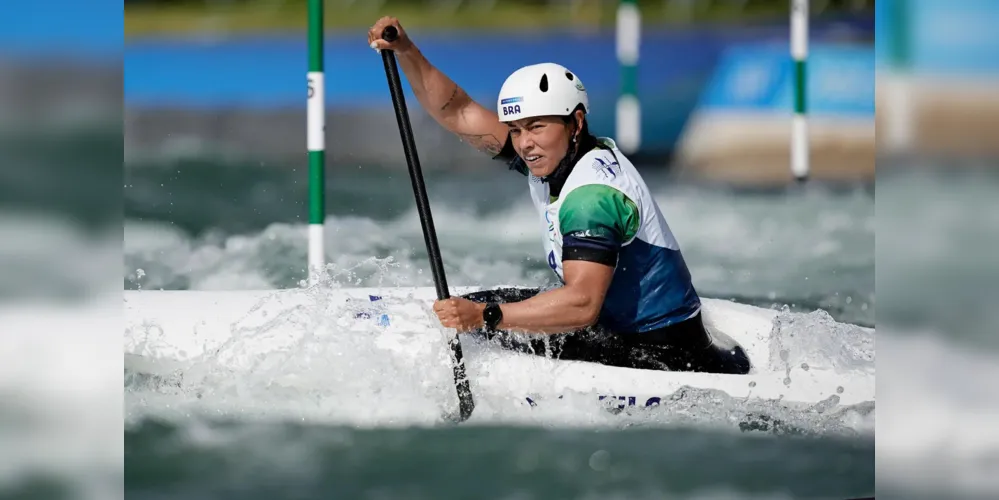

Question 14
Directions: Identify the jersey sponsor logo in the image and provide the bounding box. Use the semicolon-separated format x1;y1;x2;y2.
502;104;522;116
543;210;560;276
591;157;618;179
598;395;666;409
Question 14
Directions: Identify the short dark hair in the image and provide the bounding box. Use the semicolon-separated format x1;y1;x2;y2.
561;103;598;165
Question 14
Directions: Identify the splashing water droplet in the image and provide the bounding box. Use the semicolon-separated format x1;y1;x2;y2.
800;363;810;371
748;381;756;388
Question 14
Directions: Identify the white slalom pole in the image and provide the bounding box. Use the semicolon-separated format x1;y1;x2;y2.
307;0;326;284
885;0;914;153
616;0;641;154
791;0;809;182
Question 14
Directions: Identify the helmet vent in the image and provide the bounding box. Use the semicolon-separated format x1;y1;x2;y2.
565;71;574;81
539;74;549;92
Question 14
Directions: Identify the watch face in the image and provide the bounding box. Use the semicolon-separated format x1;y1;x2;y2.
485;303;501;327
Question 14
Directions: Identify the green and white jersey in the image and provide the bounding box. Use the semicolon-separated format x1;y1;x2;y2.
509;137;701;333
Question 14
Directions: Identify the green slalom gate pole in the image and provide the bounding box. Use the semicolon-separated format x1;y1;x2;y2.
307;0;325;283
616;0;641;155
791;0;809;182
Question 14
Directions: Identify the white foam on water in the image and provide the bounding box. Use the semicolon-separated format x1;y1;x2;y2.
0;212;122;499
125;285;455;429
123;200;551;293
122;181;878;491
767;306;875;375
124;279;874;438
1;213;119;300
877;331;999;497
123;185;875;326
0;295;122;500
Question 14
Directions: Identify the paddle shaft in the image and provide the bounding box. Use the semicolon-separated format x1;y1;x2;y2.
379;25;474;422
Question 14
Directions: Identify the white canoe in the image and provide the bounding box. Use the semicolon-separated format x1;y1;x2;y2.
124;286;874;417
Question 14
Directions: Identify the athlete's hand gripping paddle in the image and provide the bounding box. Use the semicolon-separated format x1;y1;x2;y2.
378;25;474;423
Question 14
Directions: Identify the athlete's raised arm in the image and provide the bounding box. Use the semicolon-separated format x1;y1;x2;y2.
368;17;510;158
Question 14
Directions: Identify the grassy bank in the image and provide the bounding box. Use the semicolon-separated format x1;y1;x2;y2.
125;0;812;37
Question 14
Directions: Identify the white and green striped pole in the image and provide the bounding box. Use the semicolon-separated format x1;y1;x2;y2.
885;0;913;153
616;0;641;154
307;0;325;284
791;0;809;181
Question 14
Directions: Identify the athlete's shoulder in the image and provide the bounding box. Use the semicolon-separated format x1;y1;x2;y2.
567;137;633;188
576;137;621;163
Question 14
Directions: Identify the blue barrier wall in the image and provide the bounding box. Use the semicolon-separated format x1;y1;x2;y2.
0;0;120;60
876;0;999;75
696;43;874;117
124;30;719;153
121;19;871;154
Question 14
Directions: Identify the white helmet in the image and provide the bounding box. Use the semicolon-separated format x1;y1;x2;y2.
496;63;589;123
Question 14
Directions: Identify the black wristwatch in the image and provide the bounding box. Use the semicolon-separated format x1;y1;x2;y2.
482;302;503;332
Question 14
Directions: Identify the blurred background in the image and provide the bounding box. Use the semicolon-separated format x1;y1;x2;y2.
1;1;122;499
1;0;998;499
875;2;999;500
121;0;875;183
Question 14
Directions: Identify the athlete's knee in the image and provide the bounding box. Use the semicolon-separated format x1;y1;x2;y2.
723;345;751;375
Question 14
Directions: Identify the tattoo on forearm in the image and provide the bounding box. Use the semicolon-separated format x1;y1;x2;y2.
457;133;504;157
440;85;459;111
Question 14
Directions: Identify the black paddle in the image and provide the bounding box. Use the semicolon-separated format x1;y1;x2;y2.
378;25;474;423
